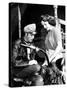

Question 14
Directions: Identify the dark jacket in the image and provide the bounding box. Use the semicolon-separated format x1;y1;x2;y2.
12;39;36;65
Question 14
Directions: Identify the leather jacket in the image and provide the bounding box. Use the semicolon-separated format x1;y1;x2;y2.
12;39;36;65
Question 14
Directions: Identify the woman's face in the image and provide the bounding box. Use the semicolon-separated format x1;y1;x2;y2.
41;21;50;31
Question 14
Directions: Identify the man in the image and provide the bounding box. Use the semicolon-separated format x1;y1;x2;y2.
12;23;43;86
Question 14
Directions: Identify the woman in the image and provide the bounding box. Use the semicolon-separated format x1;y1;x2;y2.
41;14;63;71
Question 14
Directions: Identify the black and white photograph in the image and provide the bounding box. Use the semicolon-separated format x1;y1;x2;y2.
9;2;66;87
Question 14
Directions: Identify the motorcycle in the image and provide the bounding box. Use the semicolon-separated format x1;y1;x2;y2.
12;44;65;87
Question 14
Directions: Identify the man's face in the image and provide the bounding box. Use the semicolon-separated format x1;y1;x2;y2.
41;21;50;31
25;32;35;43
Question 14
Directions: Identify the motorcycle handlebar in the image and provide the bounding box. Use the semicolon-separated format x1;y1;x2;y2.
21;43;49;65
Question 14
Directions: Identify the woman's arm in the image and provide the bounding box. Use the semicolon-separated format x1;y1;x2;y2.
49;5;63;62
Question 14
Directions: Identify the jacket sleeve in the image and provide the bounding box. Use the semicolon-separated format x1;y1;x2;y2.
12;39;28;65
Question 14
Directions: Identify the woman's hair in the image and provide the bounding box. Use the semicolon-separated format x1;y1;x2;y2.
41;14;56;26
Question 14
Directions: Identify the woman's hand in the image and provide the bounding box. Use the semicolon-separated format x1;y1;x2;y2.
29;60;38;65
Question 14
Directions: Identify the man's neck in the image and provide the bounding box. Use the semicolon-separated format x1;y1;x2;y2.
24;37;32;45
